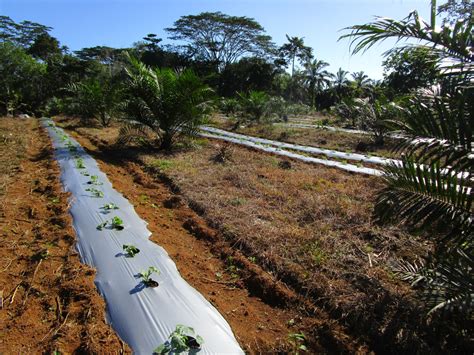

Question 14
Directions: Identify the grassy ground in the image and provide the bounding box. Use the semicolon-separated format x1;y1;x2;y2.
57;116;468;353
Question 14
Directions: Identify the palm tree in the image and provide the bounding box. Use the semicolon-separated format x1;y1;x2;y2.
279;35;313;77
351;71;371;89
119;56;213;150
333;67;350;99
340;1;473;316
302;59;333;108
68;77;121;127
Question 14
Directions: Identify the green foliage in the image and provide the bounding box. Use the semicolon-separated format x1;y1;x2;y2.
342;2;473;319
67;74;122;127
287;332;307;354
120;56;213;150
154;324;204;354
279;35;313;76
383;47;439;94
86;187;104;198
165;12;275;71
139;266;160;286
219;97;240;115
96;216;124;230
0;42;47;115
237;90;270;122
122;244;140;257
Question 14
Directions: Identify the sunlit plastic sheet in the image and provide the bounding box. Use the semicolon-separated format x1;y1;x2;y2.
201;126;398;167
199;128;383;176
42;119;243;355
274;122;404;139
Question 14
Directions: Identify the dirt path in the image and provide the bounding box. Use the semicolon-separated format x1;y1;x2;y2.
64;125;368;353
0;118;127;353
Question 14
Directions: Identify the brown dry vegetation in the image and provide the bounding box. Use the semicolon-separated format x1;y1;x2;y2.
0;118;127;353
55;116;469;354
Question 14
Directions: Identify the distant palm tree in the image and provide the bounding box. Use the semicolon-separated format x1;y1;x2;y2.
302;59;334;108
333;67;350;99
351;71;371;89
279;35;313;77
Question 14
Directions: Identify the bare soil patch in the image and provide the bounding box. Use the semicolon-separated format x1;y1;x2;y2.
0;118;127;353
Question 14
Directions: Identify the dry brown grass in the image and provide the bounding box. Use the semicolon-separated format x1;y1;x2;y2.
60;117;467;353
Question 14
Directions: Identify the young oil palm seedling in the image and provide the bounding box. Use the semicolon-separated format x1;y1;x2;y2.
119;55;213;150
139;266;160;287
122;244;140;257
154;324;204;354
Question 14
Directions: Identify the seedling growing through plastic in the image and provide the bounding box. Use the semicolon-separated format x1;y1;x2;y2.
96;216;124;230
123;244;140;257
96;221;108;230
101;203;119;212
139;266;160;287
88;175;103;185
75;158;86;169
111;216;124;230
80;171;90;176
85;187;104;198
154;324;204;354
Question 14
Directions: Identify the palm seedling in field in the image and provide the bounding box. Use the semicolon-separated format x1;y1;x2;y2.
119;55;213;150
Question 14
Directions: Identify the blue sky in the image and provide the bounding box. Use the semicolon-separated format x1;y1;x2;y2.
1;0;434;79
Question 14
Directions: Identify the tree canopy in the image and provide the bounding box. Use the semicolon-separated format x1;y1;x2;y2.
165;12;275;71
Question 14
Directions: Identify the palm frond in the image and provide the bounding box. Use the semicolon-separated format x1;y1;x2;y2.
375;159;473;246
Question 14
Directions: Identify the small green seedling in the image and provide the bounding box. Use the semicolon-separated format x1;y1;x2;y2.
154;325;204;354
139;266;160;287
80;171;90;176
75;158;86;169
88;175;103;185
123;244;140;257
96;221;108;230
101;203;119;211
96;216;124;231
86;187;104;198
288;332;307;354
111;216;124;230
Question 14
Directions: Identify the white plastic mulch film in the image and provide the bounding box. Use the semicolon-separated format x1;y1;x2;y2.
200;126;385;176
42;119;243;355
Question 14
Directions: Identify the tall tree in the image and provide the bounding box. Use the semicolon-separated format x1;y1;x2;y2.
165;12;275;71
27;32;62;60
333;67;350;99
279;35;313;77
0;15;51;48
